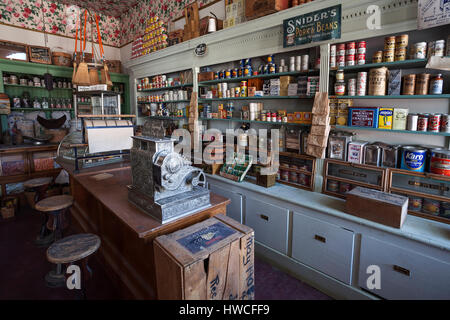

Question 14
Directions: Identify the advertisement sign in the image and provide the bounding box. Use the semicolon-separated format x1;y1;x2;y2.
283;5;341;48
418;0;450;29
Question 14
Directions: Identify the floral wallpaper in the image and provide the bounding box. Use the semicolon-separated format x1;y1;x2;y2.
119;0;216;46
0;0;122;47
0;0;218;48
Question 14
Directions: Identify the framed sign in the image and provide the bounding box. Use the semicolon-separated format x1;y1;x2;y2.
418;0;450;30
283;5;341;48
0;40;28;61
28;45;51;64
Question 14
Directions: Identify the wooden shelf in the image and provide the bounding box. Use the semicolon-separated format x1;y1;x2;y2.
330;59;428;72
329;94;450;99
138;83;193;92
4;84;73;91
198;117;311;126
137;100;190;104
199;96;313;102
334;125;450;136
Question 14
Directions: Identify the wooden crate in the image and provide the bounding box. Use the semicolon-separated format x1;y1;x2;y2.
183;2;200;41
199;16;224;35
198;71;215;82
256;172;277;188
245;0;290;21
345;186;408;228
106;60;121;73
154;214;255;300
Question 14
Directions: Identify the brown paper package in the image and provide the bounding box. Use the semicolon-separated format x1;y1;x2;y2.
312;92;330;116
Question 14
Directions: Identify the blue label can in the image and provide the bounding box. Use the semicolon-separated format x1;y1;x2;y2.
400;146;427;172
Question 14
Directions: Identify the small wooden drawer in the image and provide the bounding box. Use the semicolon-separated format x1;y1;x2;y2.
291;211;355;285
245;196;289;254
359;236;450;299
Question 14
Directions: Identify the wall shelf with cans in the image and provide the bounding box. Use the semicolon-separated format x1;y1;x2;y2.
199;96;313;102
333;125;450;136
330;58;429;73
329;94;450;99
137;100;191;104
139;83;193;93
199;117;311;127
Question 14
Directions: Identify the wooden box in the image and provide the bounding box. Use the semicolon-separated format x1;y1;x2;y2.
245;0;290;21
154;214;255;300
0;40;28;62
199;16;224;36
52;51;72;66
28;45;51;64
106;60;121;73
256;172;277;188
345;186;408;228
198;71;215;82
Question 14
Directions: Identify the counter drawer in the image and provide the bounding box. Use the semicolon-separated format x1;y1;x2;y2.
245;196;289;254
209;184;243;224
359;236;450;299
292;212;355;285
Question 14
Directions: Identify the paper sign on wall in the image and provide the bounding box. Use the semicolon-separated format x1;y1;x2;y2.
418;0;450;30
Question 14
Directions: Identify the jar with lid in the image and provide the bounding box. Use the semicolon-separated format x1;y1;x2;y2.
32;97;41;109
434;40;445;57
336;69;344;82
430;74;443;95
41;97;49;109
334;81;346;96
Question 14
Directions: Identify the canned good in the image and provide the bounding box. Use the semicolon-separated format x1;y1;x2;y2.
335;81;346;96
301;55;309;71
346;42;356;55
407;113;419;131
417;113;429;131
430;149;450;176
348;78;357;96
413;42;427;59
346;54;355;66
337;55;345;67
400;146;427;172
337;43;346;56
402;74;416;95
428;114;442;132
408;196;423;212
384;36;396;50
434;40;445;57
383;49;395;62
422;198;440;216
357;72;367;96
339;182;352;194
430;74;443;95
415;73;430;95
441;114;450;133
327;180;339;193
357;53;366;65
394;48;406;61
357;41;366;54
395;34;409;48
372;51;383;63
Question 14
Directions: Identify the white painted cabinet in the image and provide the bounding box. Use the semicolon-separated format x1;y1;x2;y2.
209;184;243;224
245;196;290;255
359;236;450;300
291;211;355;285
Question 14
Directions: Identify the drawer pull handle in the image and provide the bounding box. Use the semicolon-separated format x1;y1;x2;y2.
260;214;269;221
393;265;410;277
314;235;326;243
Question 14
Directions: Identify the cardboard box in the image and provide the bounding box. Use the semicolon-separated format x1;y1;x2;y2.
154;214;255;300
393;108;408;130
345;187;408;228
378;107;394;129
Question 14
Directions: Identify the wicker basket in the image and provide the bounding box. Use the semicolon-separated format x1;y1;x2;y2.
52;51;72;66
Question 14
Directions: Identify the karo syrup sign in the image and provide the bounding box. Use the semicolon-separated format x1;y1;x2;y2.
283;5;341;48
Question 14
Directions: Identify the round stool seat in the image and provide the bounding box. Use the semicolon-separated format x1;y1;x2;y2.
35;195;73;212
24;177;52;189
47;233;101;264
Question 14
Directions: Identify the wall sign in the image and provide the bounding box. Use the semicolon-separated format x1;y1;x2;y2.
418;0;450;30
283;5;341;48
195;43;207;57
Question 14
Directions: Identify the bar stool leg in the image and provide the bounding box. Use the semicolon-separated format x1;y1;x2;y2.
45;263;66;288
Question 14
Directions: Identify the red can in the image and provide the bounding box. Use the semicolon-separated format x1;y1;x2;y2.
346;42;356;55
417;113;429;131
357;41;367;54
337;43;346;56
428;113;442;132
337;55;345;67
346;54;355;66
357;54;366;65
271;112;277;122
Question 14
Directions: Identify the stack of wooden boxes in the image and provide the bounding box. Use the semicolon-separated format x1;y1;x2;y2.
183;2;200;41
224;0;245;29
307;92;330;158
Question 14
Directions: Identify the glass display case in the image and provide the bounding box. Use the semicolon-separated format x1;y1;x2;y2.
277;152;316;191
387;168;450;224
323;159;387;199
75;91;121;116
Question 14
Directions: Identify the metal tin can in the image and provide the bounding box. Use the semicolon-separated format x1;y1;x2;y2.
357;72;367;96
417;113;429;131
346;54;355;66
357;41;366;54
413;42;427;59
434;40;445;57
428;114;442;132
384;36;396;50
337;43;346;56
407;113;419;131
395;34;409;48
348;78;357;96
327;180;339;193
232;68;238;78
408;196;423;212
441;114;450;133
440;202;450;218
400;146;427;172
430;149;450;176
372;51;383;63
422;198;440;216
364;144;382;166
339;182;352;194
357;53;366;65
346;42;356;55
337;55;345;67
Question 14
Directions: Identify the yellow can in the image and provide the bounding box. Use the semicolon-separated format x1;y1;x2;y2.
378;107;394;129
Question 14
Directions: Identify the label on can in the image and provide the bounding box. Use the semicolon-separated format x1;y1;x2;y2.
422;198;440;215
430;154;450;176
378;108;394;129
417;114;429;131
408;196;423;212
401;147;427;172
428;114;441;132
441;114;450;132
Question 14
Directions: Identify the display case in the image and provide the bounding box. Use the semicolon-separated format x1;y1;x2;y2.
387;168;450;224
323;159;388;199
75;90;122;116
278;152;316;191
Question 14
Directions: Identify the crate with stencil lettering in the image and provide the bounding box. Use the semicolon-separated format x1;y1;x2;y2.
154;214;255;300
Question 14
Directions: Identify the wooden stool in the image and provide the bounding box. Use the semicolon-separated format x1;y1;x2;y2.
24;177;53;246
35;195;73;241
46;234;101;296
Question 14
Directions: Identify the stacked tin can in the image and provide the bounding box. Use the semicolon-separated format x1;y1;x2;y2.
356;41;366;65
330;45;337;68
346;42;356;66
336;43;345;68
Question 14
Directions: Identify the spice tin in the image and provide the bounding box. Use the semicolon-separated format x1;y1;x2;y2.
407;113;419;131
422;198;440;216
347;141;368;164
364;144;382;166
441;114;450;132
408;196;423;212
428;114;442;132
382;144;401;168
430;149;450;176
393;108;408;130
348;107;380;128
328;180;339;193
417;113;429;131
378;108;394;129
400;146;427;172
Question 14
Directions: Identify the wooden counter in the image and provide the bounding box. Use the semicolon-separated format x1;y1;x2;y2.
62;161;230;299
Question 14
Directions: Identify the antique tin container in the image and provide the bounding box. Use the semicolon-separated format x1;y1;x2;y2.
422;198;440;216
327;132;353;161
348;107;379;128
378;108;394;129
393;108;408;130
364;143;382;166
347;141;368;164
408;196;423;212
430;149;450;176
400;146;427;172
382;144;401;168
